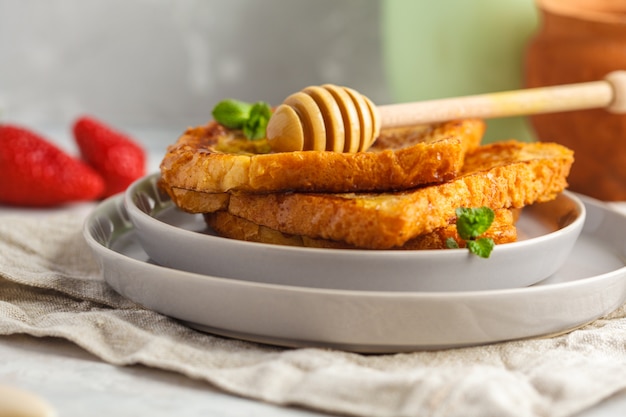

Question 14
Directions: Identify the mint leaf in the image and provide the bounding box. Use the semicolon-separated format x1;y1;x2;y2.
467;238;495;258
212;99;271;140
455;207;495;240
212;99;252;129
446;237;460;249
243;101;272;140
451;206;496;258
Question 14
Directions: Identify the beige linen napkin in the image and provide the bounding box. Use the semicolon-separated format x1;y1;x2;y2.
1;212;626;417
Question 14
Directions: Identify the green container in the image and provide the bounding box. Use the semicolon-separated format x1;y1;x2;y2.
382;0;539;143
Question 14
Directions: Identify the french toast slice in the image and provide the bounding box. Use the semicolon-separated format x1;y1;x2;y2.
204;208;518;250
224;141;574;249
159;118;485;194
161;140;573;249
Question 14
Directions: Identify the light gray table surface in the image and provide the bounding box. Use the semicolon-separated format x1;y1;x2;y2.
2;332;626;417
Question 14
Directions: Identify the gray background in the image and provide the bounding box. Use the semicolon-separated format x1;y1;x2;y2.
0;0;389;142
0;0;538;150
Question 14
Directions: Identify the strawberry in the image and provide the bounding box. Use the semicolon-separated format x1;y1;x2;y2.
0;124;105;207
73;116;146;197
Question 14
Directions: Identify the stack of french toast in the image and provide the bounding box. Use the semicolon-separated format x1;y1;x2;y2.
158;118;574;250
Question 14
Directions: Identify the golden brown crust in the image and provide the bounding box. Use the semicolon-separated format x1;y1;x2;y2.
225;141;573;249
204;209;518;250
158;179;229;213
163;141;573;249
401;208;518;250
159;119;485;194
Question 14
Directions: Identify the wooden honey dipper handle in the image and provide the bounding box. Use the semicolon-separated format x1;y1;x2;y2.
378;71;626;128
266;71;626;153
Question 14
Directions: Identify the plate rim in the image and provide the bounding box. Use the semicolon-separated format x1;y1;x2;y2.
119;173;590;292
85;193;624;298
125;172;587;259
83;194;626;351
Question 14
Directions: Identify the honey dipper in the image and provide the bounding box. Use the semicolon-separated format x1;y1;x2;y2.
266;71;626;153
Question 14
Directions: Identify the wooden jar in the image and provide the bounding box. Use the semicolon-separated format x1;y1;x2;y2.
525;0;626;200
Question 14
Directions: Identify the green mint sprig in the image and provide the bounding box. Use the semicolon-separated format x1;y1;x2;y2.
446;207;496;258
212;99;271;140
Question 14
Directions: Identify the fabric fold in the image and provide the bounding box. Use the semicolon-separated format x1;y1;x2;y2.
1;212;626;417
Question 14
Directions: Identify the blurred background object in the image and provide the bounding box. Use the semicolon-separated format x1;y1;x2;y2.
0;0;389;147
382;0;538;144
1;0;541;150
526;0;626;201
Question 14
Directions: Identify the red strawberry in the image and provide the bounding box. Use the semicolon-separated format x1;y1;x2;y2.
73;116;146;197
0;124;105;207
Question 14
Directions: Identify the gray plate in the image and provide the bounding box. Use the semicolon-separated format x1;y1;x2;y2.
123;173;585;292
84;192;626;352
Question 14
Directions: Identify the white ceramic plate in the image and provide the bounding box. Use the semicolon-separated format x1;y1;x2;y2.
84;193;626;352
123;173;585;292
